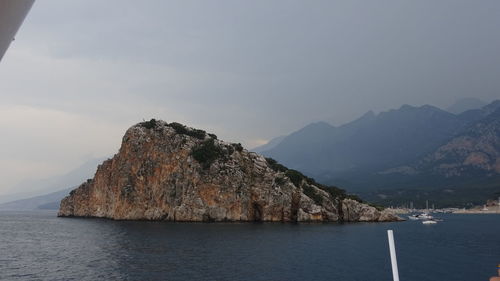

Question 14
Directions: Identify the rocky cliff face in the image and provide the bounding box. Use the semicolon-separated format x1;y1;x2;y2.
59;120;400;222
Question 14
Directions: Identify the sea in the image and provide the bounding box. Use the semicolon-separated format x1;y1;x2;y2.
0;211;498;281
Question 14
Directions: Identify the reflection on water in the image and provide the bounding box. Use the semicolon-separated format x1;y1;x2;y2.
0;211;499;281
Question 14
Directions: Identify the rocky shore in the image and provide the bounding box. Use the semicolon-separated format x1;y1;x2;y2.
59;120;401;222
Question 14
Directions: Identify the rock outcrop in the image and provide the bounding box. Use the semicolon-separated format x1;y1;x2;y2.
59;120;400;222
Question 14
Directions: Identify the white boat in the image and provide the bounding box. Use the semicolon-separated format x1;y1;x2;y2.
419;213;433;220
422;220;437;225
408;212;434;220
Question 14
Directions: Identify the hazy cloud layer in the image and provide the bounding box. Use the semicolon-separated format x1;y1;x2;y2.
1;0;499;193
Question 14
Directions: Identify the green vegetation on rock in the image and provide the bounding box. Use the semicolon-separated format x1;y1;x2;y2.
169;122;206;140
265;157;288;173
265;157;365;204
139;118;158;129
191;139;225;169
139;119;207;140
302;184;324;205
232;143;244;152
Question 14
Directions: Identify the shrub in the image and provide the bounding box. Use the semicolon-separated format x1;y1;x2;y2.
168;122;206;140
265;157;365;204
191;139;224;169
265;158;288;173
168;122;188;134
208;133;218;139
302;184;323;205
275;176;286;186
232;143;244;152
285;169;304;187
322;185;347;199
226;145;235;155
320;186;364;203
140;118;158;129
345;194;363;203
190;129;207;140
368;203;385;211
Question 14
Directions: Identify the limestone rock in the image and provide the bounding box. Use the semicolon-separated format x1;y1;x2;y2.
59;120;401;222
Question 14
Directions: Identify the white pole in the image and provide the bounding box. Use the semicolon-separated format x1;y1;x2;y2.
387;230;400;281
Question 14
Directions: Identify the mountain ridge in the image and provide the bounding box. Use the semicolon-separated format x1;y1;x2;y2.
0;157;105;204
260;100;500;206
446;97;487;115
0;188;72;211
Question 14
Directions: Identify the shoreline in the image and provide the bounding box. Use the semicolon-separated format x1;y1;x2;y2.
384;207;500;215
453;205;500;214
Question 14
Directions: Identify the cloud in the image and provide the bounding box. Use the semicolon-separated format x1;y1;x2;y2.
0;105;119;191
1;0;500;193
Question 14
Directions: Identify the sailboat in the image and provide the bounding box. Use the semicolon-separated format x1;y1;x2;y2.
408;200;434;220
408;212;434;220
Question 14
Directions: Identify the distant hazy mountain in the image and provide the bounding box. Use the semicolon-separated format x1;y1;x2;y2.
418;106;500;177
252;135;286;153
373;103;500;205
261;100;500;206
263;104;468;181
446;97;487;115
0;188;72;211
0;157;106;204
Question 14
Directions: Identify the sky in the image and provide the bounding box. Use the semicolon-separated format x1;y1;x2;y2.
0;0;499;194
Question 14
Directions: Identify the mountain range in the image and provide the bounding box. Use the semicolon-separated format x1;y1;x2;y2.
0;188;72;211
446;97;487;115
3;98;498;210
256;98;500;207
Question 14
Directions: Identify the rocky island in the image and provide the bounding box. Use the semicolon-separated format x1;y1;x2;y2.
59;119;400;222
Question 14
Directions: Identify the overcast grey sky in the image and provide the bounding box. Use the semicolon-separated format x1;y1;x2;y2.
1;0;499;194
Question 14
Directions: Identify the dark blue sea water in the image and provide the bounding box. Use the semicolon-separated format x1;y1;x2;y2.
0;211;498;281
